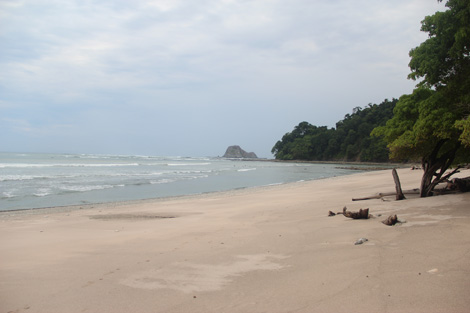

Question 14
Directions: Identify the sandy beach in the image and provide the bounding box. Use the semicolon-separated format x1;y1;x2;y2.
1;168;469;313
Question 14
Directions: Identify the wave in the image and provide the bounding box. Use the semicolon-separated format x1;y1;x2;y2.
150;174;209;185
58;184;115;193
264;182;283;186
150;178;178;184
172;170;212;175
0;163;140;168
1;191;17;199
0;171;163;182
33;188;52;197
167;163;211;166
0;169;206;185
237;168;257;172
0;175;46;182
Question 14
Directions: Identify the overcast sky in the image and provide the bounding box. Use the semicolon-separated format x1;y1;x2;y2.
1;0;444;158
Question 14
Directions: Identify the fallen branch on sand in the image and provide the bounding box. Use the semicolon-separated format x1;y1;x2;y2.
446;177;470;192
353;168;416;201
329;208;405;227
352;189;420;201
342;207;370;219
327;207;371;219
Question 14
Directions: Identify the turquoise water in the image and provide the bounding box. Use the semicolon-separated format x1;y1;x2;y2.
0;152;363;211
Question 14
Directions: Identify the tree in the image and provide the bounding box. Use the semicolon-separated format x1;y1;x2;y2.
373;0;470;197
272;99;396;161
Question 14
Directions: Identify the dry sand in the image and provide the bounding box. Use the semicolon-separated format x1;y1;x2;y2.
1;168;469;313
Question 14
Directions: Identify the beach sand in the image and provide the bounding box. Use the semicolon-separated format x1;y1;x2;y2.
1;168;469;313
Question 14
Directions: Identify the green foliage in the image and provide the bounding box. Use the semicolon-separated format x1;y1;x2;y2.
455;119;470;147
272;99;397;162
372;88;435;161
373;0;470;196
271;123;334;160
374;0;470;163
409;0;470;89
273;0;470;181
407;0;470;150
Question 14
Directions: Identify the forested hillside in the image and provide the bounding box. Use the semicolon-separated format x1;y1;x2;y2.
271;98;397;162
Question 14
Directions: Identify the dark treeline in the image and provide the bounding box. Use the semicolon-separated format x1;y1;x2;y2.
271;98;397;162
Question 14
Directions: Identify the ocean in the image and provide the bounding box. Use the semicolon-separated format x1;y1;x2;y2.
0;152;364;211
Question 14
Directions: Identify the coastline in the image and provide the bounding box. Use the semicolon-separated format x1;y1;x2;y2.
1;154;372;212
0;173;342;215
1;168;469;313
237;157;413;167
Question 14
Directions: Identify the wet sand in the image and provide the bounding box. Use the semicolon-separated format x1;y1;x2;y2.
1;168;469;313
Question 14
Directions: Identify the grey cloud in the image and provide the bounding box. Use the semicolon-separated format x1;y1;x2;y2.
0;0;444;156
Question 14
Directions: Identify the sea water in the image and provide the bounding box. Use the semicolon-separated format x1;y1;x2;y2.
0;152;364;211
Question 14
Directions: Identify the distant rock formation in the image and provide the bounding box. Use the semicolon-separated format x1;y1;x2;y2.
223;145;258;159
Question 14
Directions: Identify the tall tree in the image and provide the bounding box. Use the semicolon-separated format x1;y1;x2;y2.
373;0;470;197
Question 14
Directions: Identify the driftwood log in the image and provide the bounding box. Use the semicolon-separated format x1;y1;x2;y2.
353;169;411;201
343;207;370;219
447;177;470;192
352;189;419;201
382;214;399;226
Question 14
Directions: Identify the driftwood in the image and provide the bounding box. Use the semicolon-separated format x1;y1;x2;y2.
447;177;470;192
354;176;469;200
382;214;399;226
392;169;405;200
353;169;410;201
352;189;419;201
343;207;370;219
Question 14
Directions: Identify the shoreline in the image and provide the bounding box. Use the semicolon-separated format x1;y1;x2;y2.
1;168;469;313
2;155;382;213
0;164;372;214
0;172;349;216
232;156;414;167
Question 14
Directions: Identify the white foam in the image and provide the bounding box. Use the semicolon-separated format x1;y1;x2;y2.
0;163;139;168
59;185;114;192
150;179;177;184
2;191;17;198
238;168;257;172
167;163;211;166
1;175;38;182
33;188;52;197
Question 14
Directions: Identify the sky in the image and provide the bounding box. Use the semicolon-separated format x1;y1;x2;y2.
1;0;445;158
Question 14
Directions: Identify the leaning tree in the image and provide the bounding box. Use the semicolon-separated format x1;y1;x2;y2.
373;0;470;197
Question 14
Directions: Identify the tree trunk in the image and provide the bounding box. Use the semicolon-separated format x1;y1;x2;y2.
392;169;405;200
419;140;460;197
420;165;438;197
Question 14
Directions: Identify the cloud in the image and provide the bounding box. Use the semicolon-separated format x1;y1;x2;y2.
2;116;74;134
0;0;445;156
